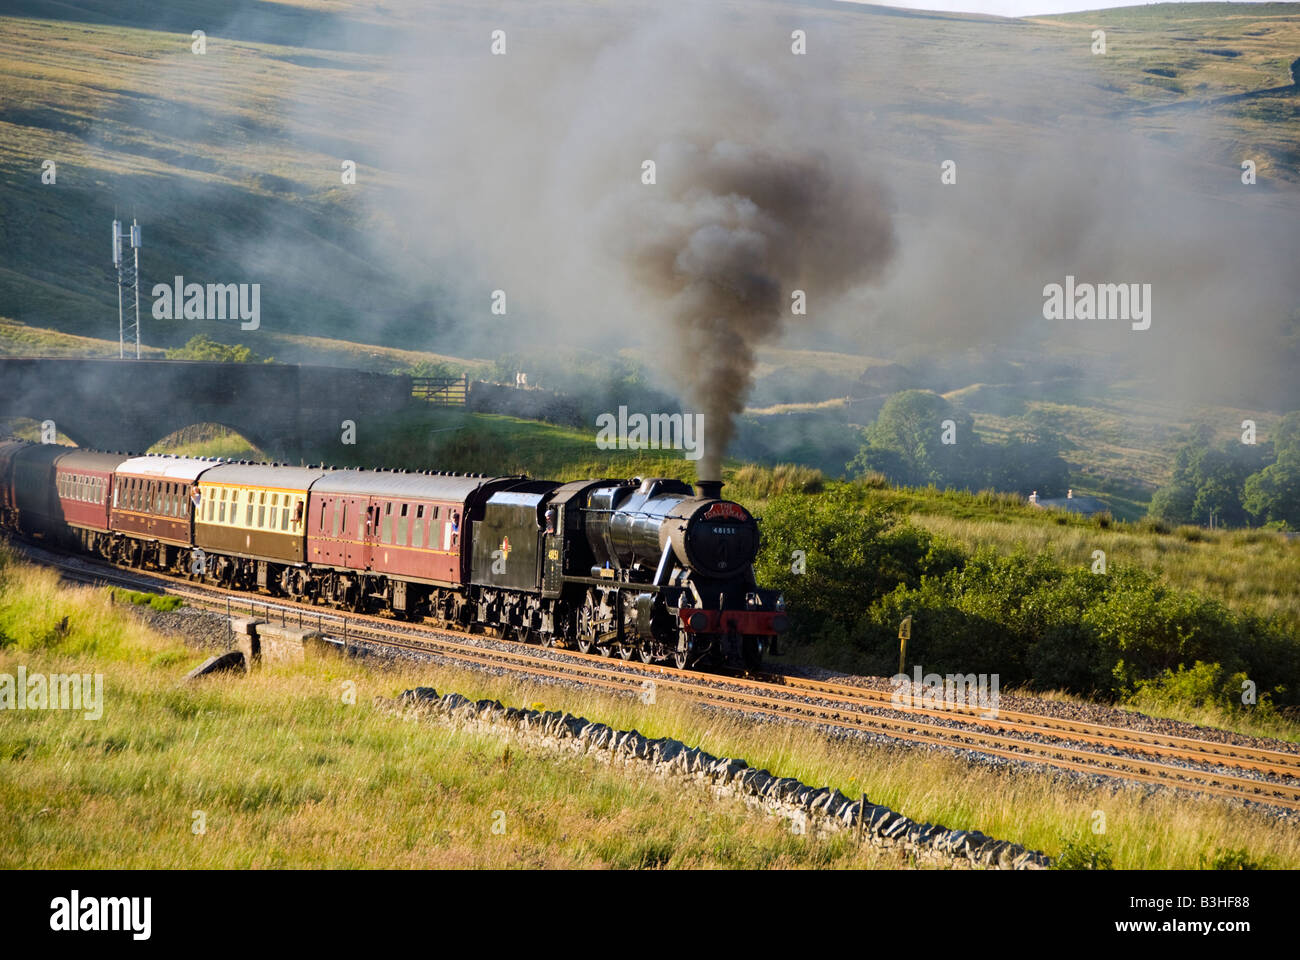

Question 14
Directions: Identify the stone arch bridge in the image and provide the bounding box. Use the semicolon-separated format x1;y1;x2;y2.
0;358;412;458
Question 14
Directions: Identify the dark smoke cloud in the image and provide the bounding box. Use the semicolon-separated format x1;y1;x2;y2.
615;141;894;477
375;7;898;478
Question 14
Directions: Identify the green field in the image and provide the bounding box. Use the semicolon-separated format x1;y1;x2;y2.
2;545;1295;869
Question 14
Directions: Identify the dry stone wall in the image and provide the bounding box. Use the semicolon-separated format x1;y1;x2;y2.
378;686;1051;870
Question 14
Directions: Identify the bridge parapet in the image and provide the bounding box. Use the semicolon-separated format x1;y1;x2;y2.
0;358;412;457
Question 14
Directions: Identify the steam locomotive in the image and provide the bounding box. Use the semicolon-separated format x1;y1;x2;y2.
0;439;787;670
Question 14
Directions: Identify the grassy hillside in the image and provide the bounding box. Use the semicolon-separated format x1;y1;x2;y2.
2;545;1295;869
1;1;1296;341
2;1;1297;507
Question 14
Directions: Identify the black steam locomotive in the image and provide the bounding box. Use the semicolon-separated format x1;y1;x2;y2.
0;438;787;670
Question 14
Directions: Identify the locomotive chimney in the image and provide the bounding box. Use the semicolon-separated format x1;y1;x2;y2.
695;479;723;500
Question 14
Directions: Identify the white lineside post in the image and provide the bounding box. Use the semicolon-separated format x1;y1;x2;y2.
130;219;142;359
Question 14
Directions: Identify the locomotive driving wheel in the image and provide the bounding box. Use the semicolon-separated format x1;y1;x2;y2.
578;592;615;657
674;632;692;670
576;603;596;654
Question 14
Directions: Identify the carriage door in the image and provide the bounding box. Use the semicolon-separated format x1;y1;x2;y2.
343;496;377;570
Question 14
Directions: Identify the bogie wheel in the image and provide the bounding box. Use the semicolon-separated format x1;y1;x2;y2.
617;643;634;661
638;643;658;664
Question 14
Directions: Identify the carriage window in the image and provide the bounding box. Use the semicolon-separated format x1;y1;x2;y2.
432;506;440;519
334;501;343;538
319;499;327;532
413;505;424;548
257;491;265;527
219;489;227;524
381;502;393;544
397;503;409;546
246;491;254;526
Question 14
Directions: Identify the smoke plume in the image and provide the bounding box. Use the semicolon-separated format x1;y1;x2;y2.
374;8;898;479
616;141;894;478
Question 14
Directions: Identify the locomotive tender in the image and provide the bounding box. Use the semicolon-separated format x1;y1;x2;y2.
0;439;787;670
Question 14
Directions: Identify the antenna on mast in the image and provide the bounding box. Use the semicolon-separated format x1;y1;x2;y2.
112;215;143;359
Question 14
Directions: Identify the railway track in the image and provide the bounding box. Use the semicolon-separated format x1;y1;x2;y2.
25;541;1300;813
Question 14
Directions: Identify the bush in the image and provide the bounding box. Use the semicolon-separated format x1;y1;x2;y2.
1055;836;1114;870
754;486;962;646
165;334;271;364
1202;847;1271;870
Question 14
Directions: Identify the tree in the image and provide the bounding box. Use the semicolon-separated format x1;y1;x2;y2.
1148;483;1196;525
1149;424;1273;528
165;334;271;363
1242;416;1300;529
848;390;978;487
